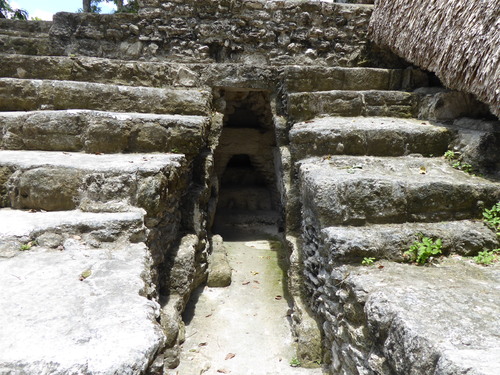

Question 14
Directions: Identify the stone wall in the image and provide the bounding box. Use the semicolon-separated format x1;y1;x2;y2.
50;0;402;67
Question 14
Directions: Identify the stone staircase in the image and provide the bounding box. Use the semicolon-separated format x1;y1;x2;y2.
0;2;499;374
0;37;214;373
0;19;52;55
284;65;427;121
285;67;500;374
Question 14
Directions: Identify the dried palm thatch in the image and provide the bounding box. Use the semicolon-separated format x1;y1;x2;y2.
369;0;499;118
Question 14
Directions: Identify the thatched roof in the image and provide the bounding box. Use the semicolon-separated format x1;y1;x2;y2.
369;0;499;118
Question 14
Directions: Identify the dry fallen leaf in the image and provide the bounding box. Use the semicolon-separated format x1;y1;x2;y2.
275;295;283;300
242;281;250;285
199;342;207;347
79;269;92;281
253;280;260;284
225;353;236;360
217;370;230;374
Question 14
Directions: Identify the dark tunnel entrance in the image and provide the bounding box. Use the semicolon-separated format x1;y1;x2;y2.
212;89;280;236
218;154;275;211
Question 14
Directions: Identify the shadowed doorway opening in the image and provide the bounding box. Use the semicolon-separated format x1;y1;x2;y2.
212;89;280;237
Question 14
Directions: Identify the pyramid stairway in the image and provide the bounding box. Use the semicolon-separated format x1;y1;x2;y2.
0;8;499;375
284;65;500;374
0;19;216;374
0;18;52;55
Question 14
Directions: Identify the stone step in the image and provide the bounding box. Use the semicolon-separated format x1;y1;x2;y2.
287;90;416;122
0;110;209;156
0;78;212;115
310;220;498;265
0;150;188;216
0;54;278;89
298;156;500;227
0;54;184;87
0;54;427;93
290;117;452;158
307;257;500;375
212;209;281;238
0;19;52;34
0;208;147;256
0;239;164;374
283;66;428;93
0;29;49;38
0;35;52;55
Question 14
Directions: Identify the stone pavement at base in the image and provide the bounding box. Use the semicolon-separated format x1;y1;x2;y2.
170;238;325;375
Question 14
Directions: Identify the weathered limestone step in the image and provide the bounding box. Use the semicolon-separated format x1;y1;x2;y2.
0;240;164;374
0;150;187;214
213;209;281;227
288;90;416;122
0;19;52;33
0;78;212;115
290;117;452;158
0;110;209;156
0;53;279;89
283;66;428;92
299;156;500;227
312;220;498;264
0;54;196;87
0;208;146;257
307;258;500;375
0;29;49;38
0;34;52;55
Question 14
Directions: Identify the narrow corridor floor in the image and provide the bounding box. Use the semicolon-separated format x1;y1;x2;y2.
169;236;324;375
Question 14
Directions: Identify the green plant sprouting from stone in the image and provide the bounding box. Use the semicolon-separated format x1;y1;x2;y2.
473;249;499;266
444;150;456;161
452;161;473;174
361;257;376;266
483;202;500;236
289;357;301;367
19;241;36;251
404;236;442;264
443;150;474;174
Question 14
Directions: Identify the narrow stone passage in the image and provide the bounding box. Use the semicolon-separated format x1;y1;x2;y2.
169;234;324;375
